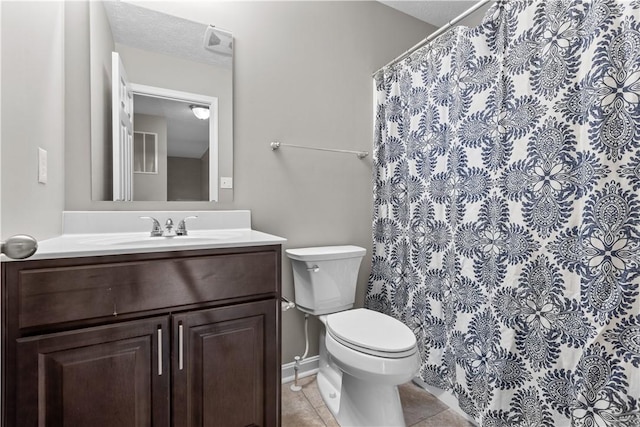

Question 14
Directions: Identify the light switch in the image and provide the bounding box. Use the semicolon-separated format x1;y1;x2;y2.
38;147;48;184
220;177;233;189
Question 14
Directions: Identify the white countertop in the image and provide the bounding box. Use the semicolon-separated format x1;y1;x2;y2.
14;229;286;261
2;210;287;261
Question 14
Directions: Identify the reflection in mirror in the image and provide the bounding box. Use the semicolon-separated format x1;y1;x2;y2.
90;1;233;202
131;86;218;201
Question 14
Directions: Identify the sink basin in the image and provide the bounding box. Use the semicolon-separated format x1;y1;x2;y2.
79;231;243;247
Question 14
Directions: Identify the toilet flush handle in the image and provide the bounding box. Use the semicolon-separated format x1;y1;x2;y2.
307;265;320;273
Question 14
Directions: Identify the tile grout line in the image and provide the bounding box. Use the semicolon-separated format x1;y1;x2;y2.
407;405;449;427
301;388;329;426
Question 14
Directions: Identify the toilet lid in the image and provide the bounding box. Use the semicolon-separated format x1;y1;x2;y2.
326;309;417;358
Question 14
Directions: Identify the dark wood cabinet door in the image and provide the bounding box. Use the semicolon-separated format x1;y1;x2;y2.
14;317;171;427
172;300;279;427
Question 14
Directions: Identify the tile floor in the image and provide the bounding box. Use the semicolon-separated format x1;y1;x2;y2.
282;375;475;427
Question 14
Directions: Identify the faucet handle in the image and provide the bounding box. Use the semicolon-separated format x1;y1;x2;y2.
177;216;198;236
140;216;162;237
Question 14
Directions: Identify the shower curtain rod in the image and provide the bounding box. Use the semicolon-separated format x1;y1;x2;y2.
373;0;492;75
270;141;369;159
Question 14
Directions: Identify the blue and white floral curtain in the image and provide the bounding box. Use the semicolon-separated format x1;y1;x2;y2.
366;0;640;425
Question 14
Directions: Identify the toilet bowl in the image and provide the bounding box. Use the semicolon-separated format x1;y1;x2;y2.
286;246;420;427
325;308;420;384
320;309;420;426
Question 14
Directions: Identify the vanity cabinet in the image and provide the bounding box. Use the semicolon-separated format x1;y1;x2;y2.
15;316;171;426
173;301;274;427
2;245;281;427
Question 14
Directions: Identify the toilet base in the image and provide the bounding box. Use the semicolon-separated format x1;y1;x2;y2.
337;373;405;427
316;328;407;427
317;368;341;418
317;365;406;427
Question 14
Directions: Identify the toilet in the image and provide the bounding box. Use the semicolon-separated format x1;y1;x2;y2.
286;246;420;427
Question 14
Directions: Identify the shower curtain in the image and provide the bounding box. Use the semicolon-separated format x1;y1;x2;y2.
366;0;640;425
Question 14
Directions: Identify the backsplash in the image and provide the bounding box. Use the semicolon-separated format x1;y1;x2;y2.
62;210;251;234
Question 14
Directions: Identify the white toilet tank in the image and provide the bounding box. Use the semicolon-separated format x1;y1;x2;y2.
286;246;366;315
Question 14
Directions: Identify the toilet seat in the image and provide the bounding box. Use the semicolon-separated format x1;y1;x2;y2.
325;308;417;359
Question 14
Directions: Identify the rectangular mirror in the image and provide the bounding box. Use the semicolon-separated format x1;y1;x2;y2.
90;1;233;202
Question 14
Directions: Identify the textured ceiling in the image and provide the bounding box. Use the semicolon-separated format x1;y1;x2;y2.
378;1;480;27
102;1;232;69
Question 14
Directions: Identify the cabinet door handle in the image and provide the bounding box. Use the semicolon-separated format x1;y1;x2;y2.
179;323;184;370
157;326;163;376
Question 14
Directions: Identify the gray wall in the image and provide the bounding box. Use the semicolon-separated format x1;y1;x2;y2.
458;2;492;28
1;2;66;241
63;1;435;364
168;157;203;201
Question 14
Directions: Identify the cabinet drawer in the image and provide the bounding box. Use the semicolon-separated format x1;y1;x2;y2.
17;250;278;329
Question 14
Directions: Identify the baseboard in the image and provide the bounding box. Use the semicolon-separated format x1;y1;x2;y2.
412;377;479;426
281;355;320;384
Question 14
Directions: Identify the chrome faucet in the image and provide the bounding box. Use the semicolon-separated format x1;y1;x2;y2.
176;216;198;236
140;216;181;237
140;216;163;237
163;218;176;237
